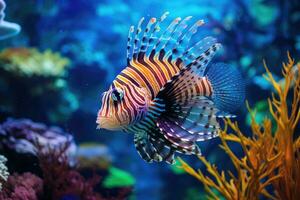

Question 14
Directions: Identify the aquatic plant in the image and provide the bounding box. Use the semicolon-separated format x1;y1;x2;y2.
0;0;20;40
0;47;70;77
179;55;300;200
103;167;135;188
0;155;9;191
0;172;43;200
170;158;187;175
245;100;271;126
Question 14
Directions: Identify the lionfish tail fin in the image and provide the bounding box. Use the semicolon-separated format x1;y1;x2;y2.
205;63;245;112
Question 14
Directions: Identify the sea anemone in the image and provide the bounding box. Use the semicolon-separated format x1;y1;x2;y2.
179;54;300;200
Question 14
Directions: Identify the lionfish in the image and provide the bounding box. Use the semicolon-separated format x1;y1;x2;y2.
97;12;245;164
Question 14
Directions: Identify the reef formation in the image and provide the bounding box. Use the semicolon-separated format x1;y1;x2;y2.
0;48;78;124
0;119;133;200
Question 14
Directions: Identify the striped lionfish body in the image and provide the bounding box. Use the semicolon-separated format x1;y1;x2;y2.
97;12;245;164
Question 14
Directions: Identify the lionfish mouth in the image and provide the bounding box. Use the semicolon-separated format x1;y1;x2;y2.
96;116;125;131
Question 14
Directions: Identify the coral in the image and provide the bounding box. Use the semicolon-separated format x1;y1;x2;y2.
0;132;133;199
0;47;77;123
0;155;9;191
0;47;70;77
0;0;20;40
0;118;76;174
36;141;132;200
0;172;43;200
0;118;76;158
36;141;99;200
179;55;300;200
0;120;132;199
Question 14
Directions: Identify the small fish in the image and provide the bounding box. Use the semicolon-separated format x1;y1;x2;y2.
97;12;245;164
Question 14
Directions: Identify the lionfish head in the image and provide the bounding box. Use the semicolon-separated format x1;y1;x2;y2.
96;85;150;131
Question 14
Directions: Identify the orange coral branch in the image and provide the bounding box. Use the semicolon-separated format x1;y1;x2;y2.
179;55;300;200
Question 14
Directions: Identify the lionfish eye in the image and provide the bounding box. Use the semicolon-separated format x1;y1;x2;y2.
111;88;124;102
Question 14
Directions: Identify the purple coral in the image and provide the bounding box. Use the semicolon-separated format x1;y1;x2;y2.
0;118;76;160
0;172;43;200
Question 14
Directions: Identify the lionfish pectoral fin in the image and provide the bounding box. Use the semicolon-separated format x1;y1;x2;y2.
155;64;226;142
134;131;159;163
147;131;177;164
157;118;202;155
133;129;177;164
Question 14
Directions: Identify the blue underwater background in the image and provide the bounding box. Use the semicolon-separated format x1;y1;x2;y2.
0;0;299;200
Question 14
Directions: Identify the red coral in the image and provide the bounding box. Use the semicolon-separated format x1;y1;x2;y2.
37;142;104;200
0;172;43;200
53;170;103;200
